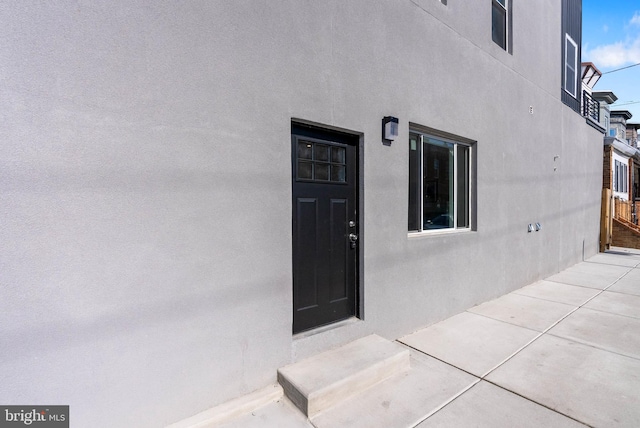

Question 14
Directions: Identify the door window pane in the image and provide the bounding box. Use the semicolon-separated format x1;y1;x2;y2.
315;163;329;181
298;161;313;180
331;165;345;182
331;147;345;164
298;142;313;159
315;145;329;162
297;140;348;183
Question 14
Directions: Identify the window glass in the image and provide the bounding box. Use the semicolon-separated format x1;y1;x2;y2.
408;130;472;233
331;165;345;182
560;0;583;112
331;147;345;163
298;142;312;159
298;161;312;179
456;145;470;228
564;35;578;97
624;165;628;193
315;163;329;181
315;144;329;162
492;0;507;50
408;134;421;231
423;138;454;230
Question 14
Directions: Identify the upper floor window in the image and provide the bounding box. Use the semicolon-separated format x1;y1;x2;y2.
492;0;508;50
564;35;578;97
409;129;473;233
561;0;582;113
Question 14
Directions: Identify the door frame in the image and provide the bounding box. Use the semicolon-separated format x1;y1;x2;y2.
290;120;363;334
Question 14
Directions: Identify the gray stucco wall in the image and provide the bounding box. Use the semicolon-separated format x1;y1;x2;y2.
0;1;601;427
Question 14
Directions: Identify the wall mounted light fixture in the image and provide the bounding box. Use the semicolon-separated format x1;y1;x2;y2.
382;116;399;142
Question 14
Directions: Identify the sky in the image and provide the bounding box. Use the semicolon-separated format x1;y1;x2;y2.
582;0;640;122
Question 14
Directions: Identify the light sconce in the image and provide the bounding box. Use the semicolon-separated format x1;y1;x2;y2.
528;224;534;233
535;223;542;231
382;116;399;142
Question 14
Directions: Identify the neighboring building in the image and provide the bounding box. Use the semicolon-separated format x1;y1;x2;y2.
0;1;603;427
595;104;640;229
581;62;603;131
593;90;617;138
592;90;640;243
626;122;640;149
593;92;619;199
628;123;640;205
607;110;636;202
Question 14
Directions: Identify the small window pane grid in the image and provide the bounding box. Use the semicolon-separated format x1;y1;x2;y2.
564;34;578;98
297;140;346;183
408;131;471;233
492;0;507;50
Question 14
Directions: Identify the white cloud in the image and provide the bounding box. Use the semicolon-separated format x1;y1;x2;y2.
586;11;640;68
585;37;640;68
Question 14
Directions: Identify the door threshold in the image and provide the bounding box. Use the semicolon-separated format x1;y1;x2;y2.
293;317;360;340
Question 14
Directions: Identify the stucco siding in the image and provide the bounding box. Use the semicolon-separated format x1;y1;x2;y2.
0;1;601;427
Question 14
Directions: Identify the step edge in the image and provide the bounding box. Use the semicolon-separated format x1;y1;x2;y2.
277;370;310;416
306;348;411;417
278;335;407;386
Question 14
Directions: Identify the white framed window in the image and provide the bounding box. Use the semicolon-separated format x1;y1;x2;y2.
408;130;472;232
614;160;629;194
564;34;578;98
492;0;508;50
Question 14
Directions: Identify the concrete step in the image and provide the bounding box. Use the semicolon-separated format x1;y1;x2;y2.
277;334;411;417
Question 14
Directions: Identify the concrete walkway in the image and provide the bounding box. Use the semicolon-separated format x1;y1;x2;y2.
220;248;640;428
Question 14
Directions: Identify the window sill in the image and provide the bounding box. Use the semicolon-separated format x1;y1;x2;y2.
408;228;473;238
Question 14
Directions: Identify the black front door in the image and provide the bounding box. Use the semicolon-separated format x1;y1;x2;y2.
291;124;358;334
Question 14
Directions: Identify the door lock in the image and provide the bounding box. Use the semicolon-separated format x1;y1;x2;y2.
348;233;358;248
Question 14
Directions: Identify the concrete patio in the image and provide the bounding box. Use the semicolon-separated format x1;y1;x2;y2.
212;247;640;428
